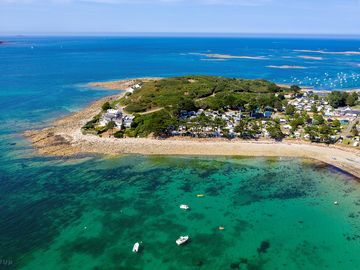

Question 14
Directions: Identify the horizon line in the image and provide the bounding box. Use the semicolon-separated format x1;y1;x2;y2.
2;32;360;39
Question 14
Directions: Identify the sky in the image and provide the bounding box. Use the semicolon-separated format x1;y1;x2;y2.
0;0;360;35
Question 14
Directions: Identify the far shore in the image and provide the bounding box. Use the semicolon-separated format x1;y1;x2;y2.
88;77;163;90
87;77;360;94
23;78;360;179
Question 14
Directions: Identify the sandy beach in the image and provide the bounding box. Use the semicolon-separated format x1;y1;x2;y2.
24;79;360;179
88;77;163;90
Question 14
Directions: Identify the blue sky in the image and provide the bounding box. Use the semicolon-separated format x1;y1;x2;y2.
1;0;360;34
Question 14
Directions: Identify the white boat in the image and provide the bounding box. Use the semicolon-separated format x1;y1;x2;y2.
176;236;189;245
180;204;190;210
132;242;140;253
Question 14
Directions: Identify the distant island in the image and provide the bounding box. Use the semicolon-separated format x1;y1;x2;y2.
25;75;360;178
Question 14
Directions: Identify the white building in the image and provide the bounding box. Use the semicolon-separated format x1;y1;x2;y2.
99;109;123;129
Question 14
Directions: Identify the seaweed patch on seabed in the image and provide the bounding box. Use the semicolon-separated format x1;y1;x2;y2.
146;217;188;236
354;199;360;206
188;212;206;220
232;168;315;205
326;164;357;179
205;184;227;196
180;181;193;192
230;257;268;270
257;240;270;254
291;240;324;268
232;219;253;237
343;233;360;241
0;195;80;264
60;235;108;260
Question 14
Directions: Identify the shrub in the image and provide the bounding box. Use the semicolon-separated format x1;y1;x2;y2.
125;103;147;113
102;102;111;111
114;130;124;138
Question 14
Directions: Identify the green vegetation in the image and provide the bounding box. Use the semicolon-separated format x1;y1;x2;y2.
289;113;305;131
81;114;101;134
351;121;359;137
267;124;285;141
328;91;359;108
234;119;259;139
130;110;179;137
312;113;325;125
115;76;289;137
285;105;296;116
114;130;124;138
81;113;114;135
101;101;112;111
290;85;301;93
119;76;288;113
82;76;359;145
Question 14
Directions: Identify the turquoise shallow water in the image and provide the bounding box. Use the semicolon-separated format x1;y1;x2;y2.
1;154;360;270
1;36;360;270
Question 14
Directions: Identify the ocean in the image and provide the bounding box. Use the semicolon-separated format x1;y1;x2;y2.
1;36;360;270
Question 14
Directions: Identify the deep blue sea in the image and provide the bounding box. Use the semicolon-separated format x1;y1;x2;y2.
1;37;360;270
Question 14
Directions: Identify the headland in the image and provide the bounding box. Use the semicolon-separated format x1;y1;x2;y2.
25;76;360;178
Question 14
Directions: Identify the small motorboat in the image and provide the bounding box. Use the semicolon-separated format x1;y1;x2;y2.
334;201;339;205
180;204;190;210
132;242;140;253
176;236;189;245
197;194;204;198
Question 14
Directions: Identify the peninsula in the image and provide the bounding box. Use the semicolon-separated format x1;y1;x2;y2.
25;76;360;178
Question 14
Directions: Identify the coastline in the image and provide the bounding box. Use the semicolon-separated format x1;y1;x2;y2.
87;77;360;93
24;78;360;179
88;77;163;90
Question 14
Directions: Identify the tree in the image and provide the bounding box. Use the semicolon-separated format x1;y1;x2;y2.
351;125;359;137
224;94;237;108
250;122;260;134
346;92;358;107
285;105;296;116
331;119;341;130
319;124;334;144
177;97;197;112
106;121;116;129
102;102;111;111
267;124;285;141
319;125;332;136
268;83;281;93
235;120;247;136
290;116;304;131
274;100;283;112
328;91;347;108
305;125;319;141
313;113;325;125
213;117;226;129
311;104;318;113
290;85;301;93
302;111;311;123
